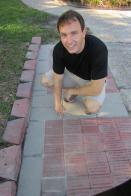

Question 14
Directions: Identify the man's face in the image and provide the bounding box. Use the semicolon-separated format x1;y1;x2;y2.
59;20;86;54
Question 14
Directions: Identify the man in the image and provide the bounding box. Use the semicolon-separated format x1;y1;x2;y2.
42;10;108;116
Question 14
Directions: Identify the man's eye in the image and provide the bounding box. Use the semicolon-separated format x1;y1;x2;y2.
61;34;66;38
72;32;77;35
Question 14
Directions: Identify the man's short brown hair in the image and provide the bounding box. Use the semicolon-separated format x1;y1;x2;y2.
57;10;85;32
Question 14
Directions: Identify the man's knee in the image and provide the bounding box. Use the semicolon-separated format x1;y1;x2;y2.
83;98;101;114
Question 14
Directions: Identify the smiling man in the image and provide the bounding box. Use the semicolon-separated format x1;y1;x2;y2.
42;10;108;116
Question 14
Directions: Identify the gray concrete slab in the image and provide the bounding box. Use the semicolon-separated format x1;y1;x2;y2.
97;93;128;117
17;157;42;196
23;121;44;156
30;107;60;121
36;60;49;74
32;90;47;96
33;74;46;91
31;95;54;108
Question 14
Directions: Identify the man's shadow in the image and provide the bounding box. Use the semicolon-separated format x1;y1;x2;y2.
96;179;131;196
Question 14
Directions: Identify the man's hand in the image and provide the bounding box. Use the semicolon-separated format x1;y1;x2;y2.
55;103;64;116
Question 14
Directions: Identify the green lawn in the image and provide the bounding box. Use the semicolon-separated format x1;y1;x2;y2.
0;0;58;147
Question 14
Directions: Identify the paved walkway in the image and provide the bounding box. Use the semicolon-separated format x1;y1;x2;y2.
17;1;131;196
21;0;131;114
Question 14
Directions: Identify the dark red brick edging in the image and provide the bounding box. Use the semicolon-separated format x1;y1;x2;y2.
0;37;42;196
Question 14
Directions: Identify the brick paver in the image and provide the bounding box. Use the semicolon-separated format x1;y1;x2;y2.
42;118;131;195
0;181;16;196
2;118;26;145
26;51;38;60
20;70;35;82
11;98;30;118
28;44;40;52
31;37;41;45
16;82;33;98
0;145;21;181
24;60;36;70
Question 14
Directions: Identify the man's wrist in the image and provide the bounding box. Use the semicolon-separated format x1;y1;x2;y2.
70;87;80;96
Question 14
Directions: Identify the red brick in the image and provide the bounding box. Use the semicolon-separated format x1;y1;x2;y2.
45;120;63;129
99;124;118;133
44;144;64;154
83;135;104;152
86;152;108;163
45;128;63;136
89;174;113;189
65;153;86;165
67;175;90;190
42;177;65;192
104;139;126;151
109;160;131;176
42;192;65;196
87;161;110;175
11;98;30;118
24;60;36;70
16;82;33;98
2;118;26;145
106;150;129;162
64;143;84;154
43;154;65;177
0;181;16;196
63;119;81;126
64;134;83;144
97;118;115;125
20;70;35;82
44;154;64;166
26;51;38;60
0;145;21;181
127;149;131;160
31;36;41;45
82;125;99;134
63;125;81;134
28;44;40;52
45;135;64;145
81;118;98;126
67;188;91;196
66;164;88;177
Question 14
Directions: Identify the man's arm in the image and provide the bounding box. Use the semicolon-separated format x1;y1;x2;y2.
54;73;64;115
64;78;106;97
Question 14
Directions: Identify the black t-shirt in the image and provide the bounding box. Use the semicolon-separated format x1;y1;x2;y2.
53;34;108;80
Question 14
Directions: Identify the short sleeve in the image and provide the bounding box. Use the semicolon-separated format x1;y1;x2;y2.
53;43;65;75
91;44;108;80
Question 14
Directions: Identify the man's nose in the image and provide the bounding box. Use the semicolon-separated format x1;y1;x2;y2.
66;35;73;44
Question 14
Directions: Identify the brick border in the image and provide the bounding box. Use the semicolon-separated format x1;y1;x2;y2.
0;37;41;196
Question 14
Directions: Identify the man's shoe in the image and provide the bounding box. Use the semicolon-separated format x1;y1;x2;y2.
64;95;77;103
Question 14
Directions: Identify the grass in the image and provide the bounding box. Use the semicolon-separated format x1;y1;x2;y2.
0;0;59;148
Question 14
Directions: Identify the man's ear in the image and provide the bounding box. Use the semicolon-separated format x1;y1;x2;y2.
82;28;86;37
